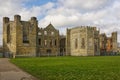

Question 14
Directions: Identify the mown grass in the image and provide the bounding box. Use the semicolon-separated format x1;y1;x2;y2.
11;56;120;80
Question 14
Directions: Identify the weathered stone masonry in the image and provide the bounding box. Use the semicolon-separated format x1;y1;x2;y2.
3;15;118;57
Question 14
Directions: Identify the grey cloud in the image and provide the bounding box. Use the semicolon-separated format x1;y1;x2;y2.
57;0;114;11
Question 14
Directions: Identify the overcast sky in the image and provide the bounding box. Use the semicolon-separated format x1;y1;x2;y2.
0;0;120;45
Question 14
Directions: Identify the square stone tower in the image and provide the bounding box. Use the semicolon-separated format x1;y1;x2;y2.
3;15;38;57
112;32;117;52
66;26;100;56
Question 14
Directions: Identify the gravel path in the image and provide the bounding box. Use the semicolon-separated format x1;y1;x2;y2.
0;58;38;80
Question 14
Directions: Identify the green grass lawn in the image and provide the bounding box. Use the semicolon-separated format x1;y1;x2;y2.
11;56;120;80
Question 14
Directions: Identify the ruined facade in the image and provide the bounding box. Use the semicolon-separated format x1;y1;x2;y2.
3;15;118;57
37;23;60;56
100;32;117;55
3;15;62;57
66;26;100;56
3;15;38;57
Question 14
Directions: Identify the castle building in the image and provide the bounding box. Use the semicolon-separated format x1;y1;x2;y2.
3;15;62;57
66;26;100;56
100;32;117;55
3;15;38;57
37;23;60;56
3;15;118;57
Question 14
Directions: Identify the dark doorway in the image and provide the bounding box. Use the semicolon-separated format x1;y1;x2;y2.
47;49;51;56
60;48;64;56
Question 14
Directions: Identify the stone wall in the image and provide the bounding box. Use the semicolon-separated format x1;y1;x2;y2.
37;23;60;56
3;15;117;57
100;32;117;55
3;15;38;57
66;26;100;56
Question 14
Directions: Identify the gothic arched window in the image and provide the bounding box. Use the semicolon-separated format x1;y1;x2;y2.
51;31;54;35
23;26;29;43
55;39;57;46
50;40;52;47
7;25;11;43
38;32;42;35
44;31;47;35
38;38;41;45
81;38;85;48
75;38;78;49
44;40;47;46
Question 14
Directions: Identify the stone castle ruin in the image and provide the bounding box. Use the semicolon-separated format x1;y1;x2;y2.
2;15;118;58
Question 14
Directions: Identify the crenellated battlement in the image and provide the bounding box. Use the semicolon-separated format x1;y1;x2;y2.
3;15;38;58
3;17;9;23
112;31;117;35
14;15;21;22
31;17;37;21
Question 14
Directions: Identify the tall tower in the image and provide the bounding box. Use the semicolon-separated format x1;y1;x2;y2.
3;15;18;58
3;17;10;57
112;32;117;52
66;28;71;56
